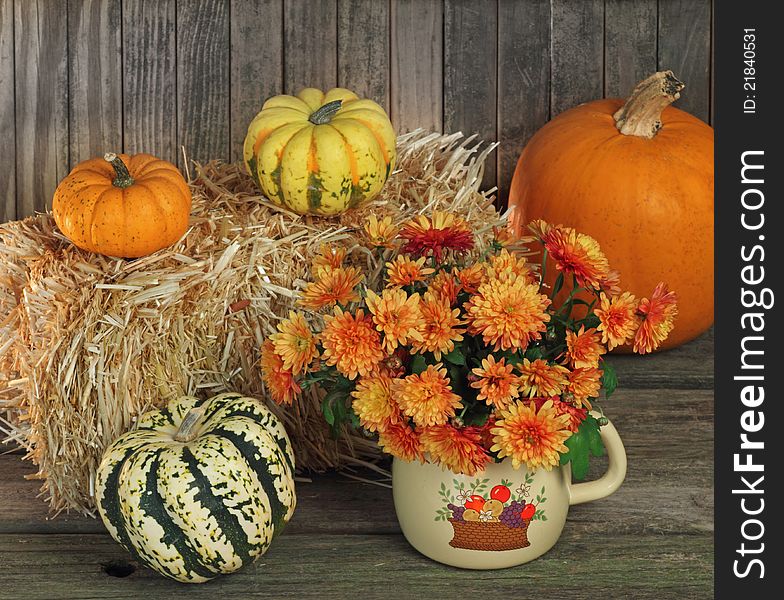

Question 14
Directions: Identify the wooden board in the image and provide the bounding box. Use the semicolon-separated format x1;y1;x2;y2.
0;0;15;222
550;0;604;116
497;0;551;204
13;0;70;215
283;0;338;94
229;0;284;162
67;0;123;165
337;0;390;112
390;0;443;133
658;0;712;121
122;0;178;162
443;0;498;190
604;0;658;98
176;0;231;166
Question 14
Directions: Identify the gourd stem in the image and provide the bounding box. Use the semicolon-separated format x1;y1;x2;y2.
174;405;207;443
613;71;685;139
103;152;135;188
309;100;343;125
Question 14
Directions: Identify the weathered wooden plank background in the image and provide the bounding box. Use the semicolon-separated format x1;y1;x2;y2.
0;0;714;222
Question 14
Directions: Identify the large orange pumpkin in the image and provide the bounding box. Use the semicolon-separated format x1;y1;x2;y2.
53;153;191;258
508;71;713;351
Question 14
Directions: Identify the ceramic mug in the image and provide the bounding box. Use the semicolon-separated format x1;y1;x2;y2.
392;417;627;569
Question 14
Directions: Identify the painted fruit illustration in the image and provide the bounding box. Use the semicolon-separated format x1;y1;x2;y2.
464;495;486;511
521;503;536;520
490;485;511;503
463;509;480;522
483;499;504;517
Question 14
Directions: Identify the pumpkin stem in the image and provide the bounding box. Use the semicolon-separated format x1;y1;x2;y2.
174;405;207;443
613;71;685;139
103;152;135;188
309;100;343;125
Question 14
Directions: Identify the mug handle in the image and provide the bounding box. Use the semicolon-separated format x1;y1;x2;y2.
567;416;627;506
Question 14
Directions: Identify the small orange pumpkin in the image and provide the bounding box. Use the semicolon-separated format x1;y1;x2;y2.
53;153;192;258
508;71;714;351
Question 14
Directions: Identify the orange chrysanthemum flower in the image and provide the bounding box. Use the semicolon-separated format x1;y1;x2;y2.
599;269;622;297
490;400;572;470
595;292;641;350
351;375;399;432
385;255;435;287
364;214;399;248
411;292;465;359
270;311;319;375
464;276;550;351
470;355;520;410
394;364;463;427
399;211;474;260
320;307;384;379
493;225;520;248
365;288;424;353
634;283;678;354
543;226;610;289
518;358;569;398
455;263;486;295
378;423;424;463
311;244;347;276
530;397;588;434
565;367;602;408
299;266;363;311
487;249;534;284
420;425;490;476
527;219;552;241
429;271;460;306
260;340;301;405
566;326;606;369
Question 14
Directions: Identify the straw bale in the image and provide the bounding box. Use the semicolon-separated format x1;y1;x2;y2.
0;130;502;515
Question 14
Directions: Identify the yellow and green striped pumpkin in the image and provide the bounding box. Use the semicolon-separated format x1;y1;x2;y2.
95;393;296;583
243;87;396;216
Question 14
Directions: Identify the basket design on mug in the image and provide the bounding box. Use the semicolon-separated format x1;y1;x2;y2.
448;517;533;551
434;474;547;553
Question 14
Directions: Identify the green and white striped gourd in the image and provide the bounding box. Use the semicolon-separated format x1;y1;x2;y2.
95;393;296;583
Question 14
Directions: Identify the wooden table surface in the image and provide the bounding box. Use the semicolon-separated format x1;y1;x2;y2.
0;330;714;600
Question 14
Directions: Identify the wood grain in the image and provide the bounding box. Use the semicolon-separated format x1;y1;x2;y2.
283;0;338;94
444;0;498;190
13;0;70;215
610;328;714;390
658;0;712;121
390;0;443;133
497;0;550;205
67;0;123;164
122;0;177;162
0;531;712;599
337;0;390;111
604;0;657;98
176;0;231;166
0;0;15;221
229;0;284;162
550;0;604;116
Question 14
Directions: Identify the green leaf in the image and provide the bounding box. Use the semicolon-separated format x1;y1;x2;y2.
443;346;466;366
321;394;336;426
560;414;606;480
524;346;544;361
552;272;565;296
601;362;618;398
410;354;427;375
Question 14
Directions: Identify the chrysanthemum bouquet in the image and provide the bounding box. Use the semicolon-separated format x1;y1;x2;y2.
261;211;677;477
